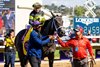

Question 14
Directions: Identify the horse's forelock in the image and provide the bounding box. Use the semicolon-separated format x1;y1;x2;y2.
55;16;63;26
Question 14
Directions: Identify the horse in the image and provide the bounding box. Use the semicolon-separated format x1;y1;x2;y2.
15;13;64;67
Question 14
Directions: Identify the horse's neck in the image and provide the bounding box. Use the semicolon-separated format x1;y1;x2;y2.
41;16;63;35
41;20;54;35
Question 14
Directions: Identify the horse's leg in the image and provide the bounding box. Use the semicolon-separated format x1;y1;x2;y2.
16;44;28;67
23;56;28;67
48;42;56;67
17;51;28;67
48;52;54;67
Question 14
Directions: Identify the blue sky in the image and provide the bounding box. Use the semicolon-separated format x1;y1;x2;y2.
42;0;100;7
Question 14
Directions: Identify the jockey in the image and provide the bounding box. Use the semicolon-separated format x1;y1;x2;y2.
27;21;54;67
23;2;44;54
22;2;52;55
29;2;51;26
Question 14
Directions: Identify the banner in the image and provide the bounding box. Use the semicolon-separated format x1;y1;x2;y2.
74;17;100;36
0;0;15;36
96;49;100;58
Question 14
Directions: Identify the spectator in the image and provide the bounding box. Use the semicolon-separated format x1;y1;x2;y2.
2;9;15;34
0;16;3;35
4;29;16;67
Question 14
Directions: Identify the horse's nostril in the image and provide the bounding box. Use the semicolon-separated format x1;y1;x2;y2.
60;31;64;35
60;32;63;34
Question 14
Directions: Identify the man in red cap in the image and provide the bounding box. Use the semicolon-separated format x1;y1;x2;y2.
57;27;95;67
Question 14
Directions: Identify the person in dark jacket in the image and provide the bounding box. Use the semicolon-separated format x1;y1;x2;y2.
27;21;54;67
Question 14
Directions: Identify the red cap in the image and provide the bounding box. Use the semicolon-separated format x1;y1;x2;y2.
79;27;84;33
74;27;84;33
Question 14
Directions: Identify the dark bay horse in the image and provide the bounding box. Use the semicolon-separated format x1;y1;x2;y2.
15;14;64;67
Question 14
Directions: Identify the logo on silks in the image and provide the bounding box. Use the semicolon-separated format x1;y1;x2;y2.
74;17;100;35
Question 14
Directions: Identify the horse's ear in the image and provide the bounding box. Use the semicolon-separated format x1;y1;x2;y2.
50;11;55;17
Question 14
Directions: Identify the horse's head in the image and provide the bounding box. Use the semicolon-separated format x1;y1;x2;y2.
54;15;66;37
41;12;65;37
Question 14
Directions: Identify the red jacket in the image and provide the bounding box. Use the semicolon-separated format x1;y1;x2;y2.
58;37;94;59
0;17;3;29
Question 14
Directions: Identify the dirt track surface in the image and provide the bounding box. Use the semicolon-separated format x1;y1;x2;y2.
0;59;100;67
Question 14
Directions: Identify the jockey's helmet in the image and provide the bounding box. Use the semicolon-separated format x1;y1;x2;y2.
32;2;42;9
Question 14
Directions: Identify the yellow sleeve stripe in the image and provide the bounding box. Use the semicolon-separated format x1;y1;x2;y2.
29;16;33;20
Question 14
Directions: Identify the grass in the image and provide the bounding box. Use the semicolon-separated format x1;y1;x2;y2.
54;50;60;59
15;50;60;61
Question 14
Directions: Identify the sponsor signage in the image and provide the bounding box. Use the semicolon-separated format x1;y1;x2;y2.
74;17;100;35
96;49;100;58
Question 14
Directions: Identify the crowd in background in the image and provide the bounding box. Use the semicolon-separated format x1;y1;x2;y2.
0;9;15;37
0;9;15;67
